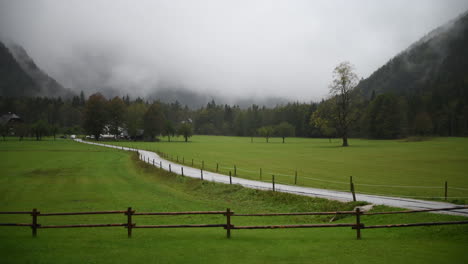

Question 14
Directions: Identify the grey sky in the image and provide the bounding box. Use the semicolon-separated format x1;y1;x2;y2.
1;0;468;102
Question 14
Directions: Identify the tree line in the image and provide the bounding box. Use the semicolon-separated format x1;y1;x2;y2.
1;62;466;142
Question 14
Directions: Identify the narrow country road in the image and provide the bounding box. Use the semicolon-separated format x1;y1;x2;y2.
76;139;468;217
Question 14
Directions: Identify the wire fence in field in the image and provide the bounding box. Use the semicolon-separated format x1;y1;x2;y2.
153;149;468;201
81;141;468;201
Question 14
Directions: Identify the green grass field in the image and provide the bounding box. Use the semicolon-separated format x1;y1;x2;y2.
1;139;467;263
103;136;468;201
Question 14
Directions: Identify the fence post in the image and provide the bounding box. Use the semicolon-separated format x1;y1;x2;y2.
127;207;133;238
181;167;184;176
169;164;172;173
229;171;232;184
355;207;361;240
160;161;162;169
31;208;38;237
234;165;237;176
272;175;275;192
153;159;155;166
350;176;356;202
295;170;298;185
226;208;232;238
216;163;219;172
445;181;448;201
260;168;262;180
201;169;204;180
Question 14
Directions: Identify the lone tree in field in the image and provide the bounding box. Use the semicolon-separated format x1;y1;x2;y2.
310;100;336;142
107;96;126;139
162;120;176;142
83;93;108;141
329;62;358;147
257;126;274;143
275;122;295;143
177;122;193;142
143;102;165;141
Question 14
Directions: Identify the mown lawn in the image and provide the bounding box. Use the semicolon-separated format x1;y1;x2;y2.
104;136;468;201
0;139;467;264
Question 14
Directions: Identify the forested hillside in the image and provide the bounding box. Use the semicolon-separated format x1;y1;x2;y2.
356;11;468;136
0;41;40;97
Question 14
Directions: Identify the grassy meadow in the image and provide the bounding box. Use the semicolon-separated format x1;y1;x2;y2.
104;136;468;201
1;139;467;263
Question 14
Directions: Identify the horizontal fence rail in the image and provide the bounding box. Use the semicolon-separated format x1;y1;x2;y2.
1;206;467;240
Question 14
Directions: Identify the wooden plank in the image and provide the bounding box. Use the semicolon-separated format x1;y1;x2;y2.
0;211;32;215
0;223;32;226
134;224;226;228
134;211;226;216
32;208;38;237
40;223;126;228
233;211;355;216
39;211;127;216
232;223;356;229
357;220;468;229
226;208;232;238
362;206;467;215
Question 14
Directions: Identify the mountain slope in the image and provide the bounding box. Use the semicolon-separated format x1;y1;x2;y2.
6;43;73;98
357;11;468;100
355;11;468;136
0;41;40;97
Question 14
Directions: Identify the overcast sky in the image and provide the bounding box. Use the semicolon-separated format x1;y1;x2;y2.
1;0;468;102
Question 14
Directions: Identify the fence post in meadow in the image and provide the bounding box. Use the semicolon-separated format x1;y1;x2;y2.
272;175;275;192
31;208;38;237
216;163;219;172
260;168;262;180
350;176;356;202
226;208;232;238
201;169;204;180
229;171;232;184
181;167;184;176
234;165;237;176
126;207;133;238
153;159;155;166
160;161;162;169
355;207;361;240
445;181;448;201
169;164;172;173
295;170;298;185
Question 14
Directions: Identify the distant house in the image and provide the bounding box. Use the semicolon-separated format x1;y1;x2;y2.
0;112;22;125
0;112;23;136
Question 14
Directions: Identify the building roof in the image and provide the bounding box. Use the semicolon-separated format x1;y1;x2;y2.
0;112;22;125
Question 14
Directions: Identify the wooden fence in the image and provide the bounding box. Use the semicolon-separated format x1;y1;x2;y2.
1;206;467;240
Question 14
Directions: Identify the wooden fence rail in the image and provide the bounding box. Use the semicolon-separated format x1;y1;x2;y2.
0;206;467;240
